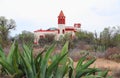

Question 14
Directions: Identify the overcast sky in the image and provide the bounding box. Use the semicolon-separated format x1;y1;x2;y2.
0;0;120;36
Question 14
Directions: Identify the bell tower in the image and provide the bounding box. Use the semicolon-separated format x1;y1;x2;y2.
58;10;65;24
58;10;66;39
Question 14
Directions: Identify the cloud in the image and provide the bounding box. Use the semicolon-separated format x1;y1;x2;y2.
0;0;120;36
90;0;120;16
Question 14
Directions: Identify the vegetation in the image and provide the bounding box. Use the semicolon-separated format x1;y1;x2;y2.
14;30;34;45
0;41;109;78
0;16;16;47
0;16;120;77
57;33;77;49
37;27;120;62
38;34;55;46
75;27;120;52
113;68;120;78
0;16;120;53
75;30;94;44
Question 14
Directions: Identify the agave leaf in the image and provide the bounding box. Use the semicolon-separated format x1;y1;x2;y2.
60;41;69;65
35;50;44;65
46;52;68;78
0;57;15;74
35;52;43;73
68;57;74;78
97;70;108;77
34;49;45;77
80;59;96;70
7;41;16;64
25;40;33;49
22;44;32;62
55;42;69;78
20;54;34;78
12;71;23;78
0;45;5;59
0;42;22;77
62;57;74;78
12;48;23;77
82;75;103;78
86;68;101;76
75;58;96;78
76;68;100;78
12;43;19;70
50;54;59;62
30;48;36;76
40;43;56;78
76;55;86;73
12;58;23;78
19;58;28;78
61;41;68;53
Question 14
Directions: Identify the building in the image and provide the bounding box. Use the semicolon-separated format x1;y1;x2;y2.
34;10;81;44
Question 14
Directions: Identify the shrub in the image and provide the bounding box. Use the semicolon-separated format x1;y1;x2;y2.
105;47;120;62
112;68;120;78
57;33;76;49
38;34;55;46
0;41;109;78
14;30;34;45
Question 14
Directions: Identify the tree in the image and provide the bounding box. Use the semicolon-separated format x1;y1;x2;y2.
111;26;120;47
15;30;34;45
99;26;120;50
0;16;16;47
75;30;94;44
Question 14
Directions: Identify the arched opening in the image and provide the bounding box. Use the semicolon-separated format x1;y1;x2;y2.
62;29;65;34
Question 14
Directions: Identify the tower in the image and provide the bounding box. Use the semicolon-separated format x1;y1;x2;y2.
58;10;65;24
58;10;65;38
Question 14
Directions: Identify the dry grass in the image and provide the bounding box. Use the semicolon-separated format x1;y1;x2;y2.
112;68;120;78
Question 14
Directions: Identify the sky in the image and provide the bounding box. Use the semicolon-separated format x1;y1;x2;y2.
0;0;120;36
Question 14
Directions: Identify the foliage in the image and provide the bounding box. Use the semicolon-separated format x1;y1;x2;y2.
110;53;120;60
0;41;109;78
75;30;94;44
57;33;77;49
38;34;55;46
0;16;16;47
0;42;23;78
98;27;120;51
14;30;34;45
74;26;120;52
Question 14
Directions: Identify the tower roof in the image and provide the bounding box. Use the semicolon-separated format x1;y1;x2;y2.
59;10;65;16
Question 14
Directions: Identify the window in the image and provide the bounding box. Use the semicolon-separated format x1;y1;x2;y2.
62;29;65;34
58;30;60;34
40;35;44;38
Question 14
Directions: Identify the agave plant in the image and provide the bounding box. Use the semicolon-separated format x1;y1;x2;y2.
0;41;109;78
0;42;23;78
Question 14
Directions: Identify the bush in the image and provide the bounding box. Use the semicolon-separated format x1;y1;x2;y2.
57;33;76;49
113;68;120;78
38;34;55;46
104;47;120;62
0;41;109;78
14;30;34;45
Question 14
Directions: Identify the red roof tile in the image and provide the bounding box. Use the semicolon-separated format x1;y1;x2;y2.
34;29;58;32
59;10;65;16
